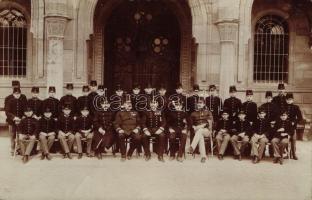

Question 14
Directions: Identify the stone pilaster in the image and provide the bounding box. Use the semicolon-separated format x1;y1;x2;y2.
45;0;68;98
215;20;238;99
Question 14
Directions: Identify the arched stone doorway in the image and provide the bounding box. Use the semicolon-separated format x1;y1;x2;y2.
93;0;192;92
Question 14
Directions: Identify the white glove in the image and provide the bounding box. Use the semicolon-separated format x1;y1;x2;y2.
144;130;151;136
155;129;162;135
238;132;245;137
169;128;175;133
99;127;106;134
13;117;20;121
281;133;288;137
181;129;187;135
118;129;125;134
278;128;285;132
133;128;139;134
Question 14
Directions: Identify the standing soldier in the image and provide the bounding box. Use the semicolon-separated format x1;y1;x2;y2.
76;85;91;112
59;83;77;116
215;109;233;160
250;109;270;164
27;86;43;120
186;84;200;114
88;80;98;115
4;81;27;114
285;92;303;160
156;84;169;114
38;107;57;160
170;82;186;109
230;111;252;161
188;97;213;163
57;104;75;159
141;100;166;162
271;111;292;165
114;100;142;161
75;106;94;159
206;84;223;122
223;86;242;121
18;106;38;163
259;91;278;123
130;83;145;113
272;83;287;114
5;87;27;155
93;98;114;159
241;90;258;124
110;84;126;113
42;86;59;120
167;100;188;162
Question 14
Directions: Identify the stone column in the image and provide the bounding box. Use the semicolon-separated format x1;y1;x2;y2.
215;20;238;99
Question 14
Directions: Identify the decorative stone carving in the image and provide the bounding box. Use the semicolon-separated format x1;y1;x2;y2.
44;0;68;17
215;20;239;42
45;17;67;39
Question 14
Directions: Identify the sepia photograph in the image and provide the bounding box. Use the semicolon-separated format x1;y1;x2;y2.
0;0;312;199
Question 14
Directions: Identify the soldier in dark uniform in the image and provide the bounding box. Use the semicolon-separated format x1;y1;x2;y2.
259;91;278;123
5;87;27;155
241;90;257;124
27;86;43;120
114;101;142;161
57;104;75;159
167;100;188;162
4;81;27;113
271;111;292;165
130;83;145;113
110;84;126;113
42;86;59;120
59;83;77;116
188;97;213;163
285;92;303;160
250;109;270;164
76;85;91;112
205;84;223;122
38;107;56;160
141;100;166;162
88;80;98;115
93;98;114;159
259;91;279;158
230;111;252;160
155;84;170;114
223;86;242;121
215;109;233;160
272;83;287;114
186;84;200;114
18;106;39;163
169;82;186;110
75;106;94;159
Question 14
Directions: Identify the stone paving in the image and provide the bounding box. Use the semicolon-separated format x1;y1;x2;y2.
0;136;311;200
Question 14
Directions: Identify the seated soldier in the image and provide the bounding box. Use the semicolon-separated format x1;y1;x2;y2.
215;108;233;160
230;110;252;161
38;107;56;160
250;109;270;164
141;100;166;162
271;111;292;165
75;106;94;159
188;97;213;163
93;98;114;159
167;100;188;162
19;106;39;163
57;104;75;159
114;101;142;161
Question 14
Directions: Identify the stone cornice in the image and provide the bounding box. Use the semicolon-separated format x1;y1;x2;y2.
215;19;239;42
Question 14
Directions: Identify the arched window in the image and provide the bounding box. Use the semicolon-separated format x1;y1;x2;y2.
254;15;289;83
0;8;27;77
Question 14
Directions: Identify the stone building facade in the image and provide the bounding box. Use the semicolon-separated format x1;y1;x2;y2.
0;0;311;119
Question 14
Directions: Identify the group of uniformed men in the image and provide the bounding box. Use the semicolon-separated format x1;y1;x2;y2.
5;80;303;164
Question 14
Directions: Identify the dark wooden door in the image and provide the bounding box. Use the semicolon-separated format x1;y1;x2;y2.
104;0;180;93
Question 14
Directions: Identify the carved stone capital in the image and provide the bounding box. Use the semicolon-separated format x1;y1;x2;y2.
45;17;67;38
44;0;68;17
215;20;239;43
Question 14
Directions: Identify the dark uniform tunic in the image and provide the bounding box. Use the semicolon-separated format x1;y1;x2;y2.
57;114;76;133
88;91;98;115
75;115;93;132
232;120;252;137
5;97;27;126
141;110;167;156
93;110;115;152
186;94;199;114
110;94;127;113
272;94;287;114
189;110;213;127
216;119;233;134
205;95;223;121
27;97;43;117
252;118;270;137
76;96;91;113
259;102;278;122
38;117;57;134
42;97;59;119
4;93;27;123
273;119;293;139
223;97;242;120
19;117;39;136
114;110;141;157
241;101;258;124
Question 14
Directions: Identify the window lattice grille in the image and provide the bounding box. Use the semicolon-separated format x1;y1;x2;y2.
0;8;27;77
253;15;289;83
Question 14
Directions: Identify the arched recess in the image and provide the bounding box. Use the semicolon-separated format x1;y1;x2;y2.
76;0;192;90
